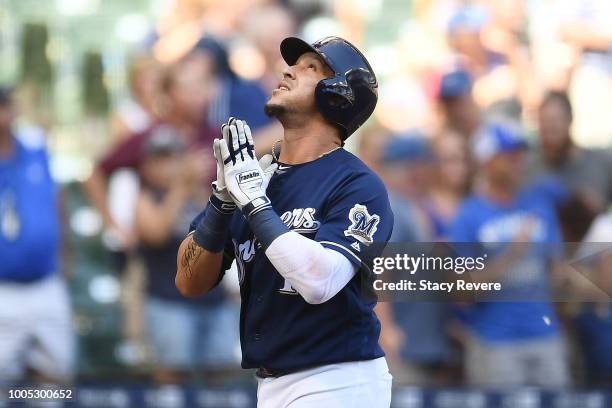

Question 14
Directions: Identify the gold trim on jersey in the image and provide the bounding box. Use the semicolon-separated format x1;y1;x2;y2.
318;241;362;264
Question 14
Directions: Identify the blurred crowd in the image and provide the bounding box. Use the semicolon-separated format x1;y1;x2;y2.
1;0;612;390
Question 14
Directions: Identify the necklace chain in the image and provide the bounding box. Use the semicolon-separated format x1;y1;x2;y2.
319;146;341;157
272;139;281;162
271;140;340;162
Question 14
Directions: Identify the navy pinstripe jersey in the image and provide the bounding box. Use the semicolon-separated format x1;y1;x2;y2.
189;147;394;371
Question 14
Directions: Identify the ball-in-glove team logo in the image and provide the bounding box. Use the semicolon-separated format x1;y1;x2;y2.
344;204;379;245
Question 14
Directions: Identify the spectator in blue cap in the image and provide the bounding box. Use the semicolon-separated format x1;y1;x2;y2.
447;5;488;73
439;70;473;100
379;132;433;222
377;132;456;385
381;132;433;165
470;121;528;165
446;4;526;119
438;69;481;140
447;5;507;77
447;5;488;36
449;121;570;387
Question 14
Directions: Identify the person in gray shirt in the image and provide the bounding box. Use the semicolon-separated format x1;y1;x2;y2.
527;91;612;216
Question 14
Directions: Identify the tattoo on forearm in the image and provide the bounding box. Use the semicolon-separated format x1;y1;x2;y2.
181;238;203;278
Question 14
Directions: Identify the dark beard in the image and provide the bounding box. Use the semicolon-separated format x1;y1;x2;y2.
264;102;286;118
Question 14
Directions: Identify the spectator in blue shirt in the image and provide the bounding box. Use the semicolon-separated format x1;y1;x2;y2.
0;86;74;383
449;122;570;387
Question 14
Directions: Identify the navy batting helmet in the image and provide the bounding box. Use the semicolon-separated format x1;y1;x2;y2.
280;36;378;139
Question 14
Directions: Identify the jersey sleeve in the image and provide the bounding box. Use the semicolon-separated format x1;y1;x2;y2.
188;209;236;286
315;173;394;271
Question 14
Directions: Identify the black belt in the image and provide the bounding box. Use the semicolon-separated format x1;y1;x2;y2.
255;367;297;379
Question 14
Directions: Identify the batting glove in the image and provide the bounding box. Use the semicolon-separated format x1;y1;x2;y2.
258;154;278;193
209;118;239;213
219;118;277;218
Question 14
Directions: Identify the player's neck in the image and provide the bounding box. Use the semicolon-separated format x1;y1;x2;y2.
279;123;341;164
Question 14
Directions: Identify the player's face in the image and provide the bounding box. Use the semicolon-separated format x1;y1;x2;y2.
265;52;333;118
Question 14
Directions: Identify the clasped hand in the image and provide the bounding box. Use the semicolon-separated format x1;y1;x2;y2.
211;117;277;217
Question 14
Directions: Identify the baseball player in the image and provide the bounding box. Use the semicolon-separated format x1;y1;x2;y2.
176;36;394;407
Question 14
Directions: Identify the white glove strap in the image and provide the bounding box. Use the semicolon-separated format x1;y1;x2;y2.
242;196;272;219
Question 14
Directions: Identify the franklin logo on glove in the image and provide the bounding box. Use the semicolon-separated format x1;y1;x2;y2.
238;171;262;183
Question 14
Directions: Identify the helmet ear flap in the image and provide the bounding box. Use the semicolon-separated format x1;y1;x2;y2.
315;76;353;110
315;76;353;139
